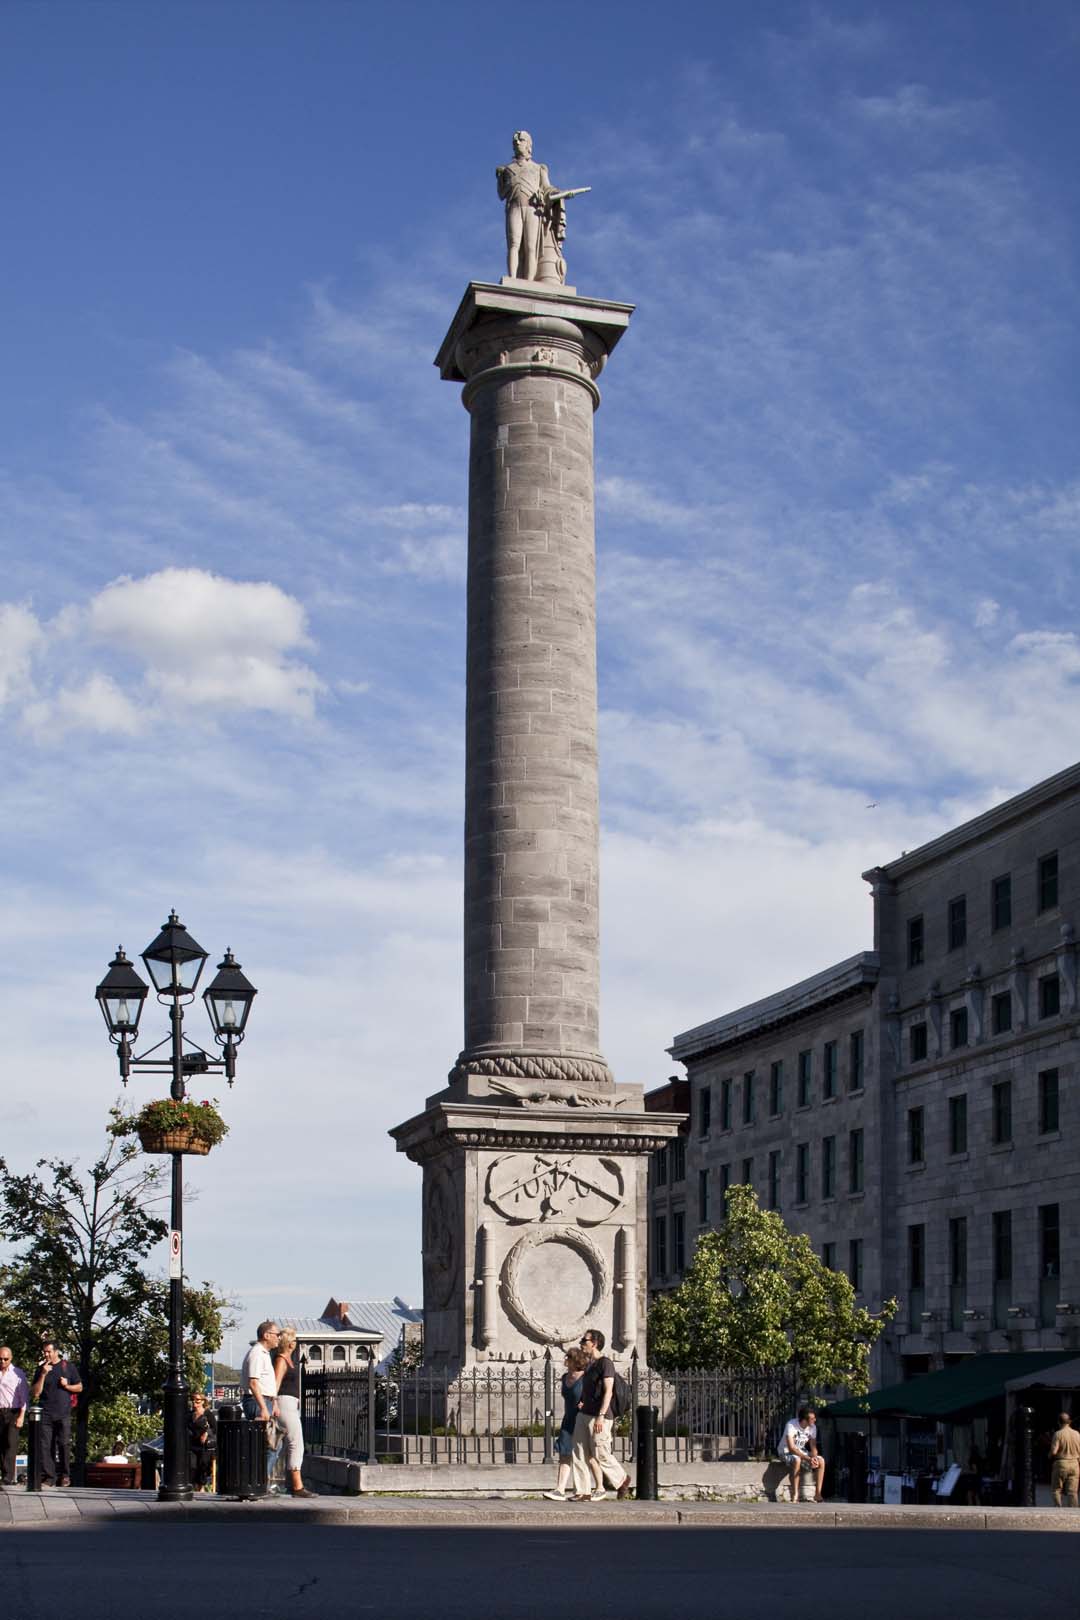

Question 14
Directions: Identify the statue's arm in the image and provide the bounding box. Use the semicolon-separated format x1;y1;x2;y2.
496;165;511;200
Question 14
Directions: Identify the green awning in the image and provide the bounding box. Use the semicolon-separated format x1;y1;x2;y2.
826;1352;1079;1420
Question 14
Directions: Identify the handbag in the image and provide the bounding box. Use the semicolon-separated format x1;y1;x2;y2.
265;1416;281;1449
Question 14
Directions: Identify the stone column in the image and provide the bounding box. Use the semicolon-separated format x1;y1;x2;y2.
437;283;633;1090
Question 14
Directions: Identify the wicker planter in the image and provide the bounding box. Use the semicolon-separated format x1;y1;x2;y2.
137;1127;213;1156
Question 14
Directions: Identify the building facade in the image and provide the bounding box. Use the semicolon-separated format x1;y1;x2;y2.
650;761;1080;1385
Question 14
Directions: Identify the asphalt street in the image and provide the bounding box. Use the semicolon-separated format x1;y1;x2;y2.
4;1523;1076;1619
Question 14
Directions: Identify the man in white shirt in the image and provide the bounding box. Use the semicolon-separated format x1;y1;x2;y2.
0;1347;29;1487
241;1322;280;1423
781;1406;825;1502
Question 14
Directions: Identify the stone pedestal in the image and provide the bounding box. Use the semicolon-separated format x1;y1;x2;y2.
392;280;682;1372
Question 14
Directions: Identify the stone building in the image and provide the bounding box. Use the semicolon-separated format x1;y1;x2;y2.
650;760;1080;1385
281;1297;423;1372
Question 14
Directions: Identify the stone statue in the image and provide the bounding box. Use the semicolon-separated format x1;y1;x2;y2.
496;130;590;286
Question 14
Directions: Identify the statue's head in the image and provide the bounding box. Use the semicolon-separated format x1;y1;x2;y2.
512;130;533;159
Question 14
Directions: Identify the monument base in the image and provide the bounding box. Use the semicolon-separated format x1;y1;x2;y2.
390;1076;683;1373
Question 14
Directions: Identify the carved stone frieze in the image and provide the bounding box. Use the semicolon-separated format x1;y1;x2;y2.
449;1051;613;1088
485;1151;625;1226
500;1224;608;1344
489;1078;628;1109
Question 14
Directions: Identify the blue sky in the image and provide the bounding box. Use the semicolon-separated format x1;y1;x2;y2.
2;1;1078;1358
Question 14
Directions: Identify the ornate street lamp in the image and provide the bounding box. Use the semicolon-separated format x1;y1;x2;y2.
95;911;257;1502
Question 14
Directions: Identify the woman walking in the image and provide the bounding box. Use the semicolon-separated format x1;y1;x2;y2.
274;1328;314;1498
543;1346;594;1501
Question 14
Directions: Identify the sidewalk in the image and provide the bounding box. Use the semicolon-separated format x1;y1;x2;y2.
3;1487;1080;1530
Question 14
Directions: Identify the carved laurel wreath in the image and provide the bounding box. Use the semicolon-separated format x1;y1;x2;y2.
449;1051;613;1087
499;1224;608;1344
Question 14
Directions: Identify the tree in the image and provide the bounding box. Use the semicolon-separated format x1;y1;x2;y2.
647;1183;896;1394
0;1115;235;1476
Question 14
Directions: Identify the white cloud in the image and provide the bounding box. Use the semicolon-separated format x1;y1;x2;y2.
0;603;44;706
85;568;323;718
22;672;144;740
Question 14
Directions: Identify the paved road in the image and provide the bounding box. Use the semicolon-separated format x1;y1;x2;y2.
4;1523;1075;1619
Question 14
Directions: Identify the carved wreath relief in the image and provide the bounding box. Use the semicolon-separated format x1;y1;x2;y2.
485;1152;624;1226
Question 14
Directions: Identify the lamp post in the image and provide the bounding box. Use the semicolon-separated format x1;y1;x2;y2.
95;911;256;1501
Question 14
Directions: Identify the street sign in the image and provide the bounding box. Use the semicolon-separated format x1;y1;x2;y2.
168;1229;182;1279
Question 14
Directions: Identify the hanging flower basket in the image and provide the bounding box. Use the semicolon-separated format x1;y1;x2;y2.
137;1125;213;1156
112;1097;229;1156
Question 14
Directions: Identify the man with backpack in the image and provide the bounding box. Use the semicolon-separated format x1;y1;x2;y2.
570;1328;632;1501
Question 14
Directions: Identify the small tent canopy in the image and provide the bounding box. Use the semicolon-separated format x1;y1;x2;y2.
1004;1356;1080;1395
826;1352;1078;1420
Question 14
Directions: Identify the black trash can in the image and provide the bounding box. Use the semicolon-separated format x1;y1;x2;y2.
139;1444;161;1492
216;1403;268;1500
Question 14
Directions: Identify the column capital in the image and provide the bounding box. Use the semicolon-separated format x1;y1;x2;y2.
435;280;634;395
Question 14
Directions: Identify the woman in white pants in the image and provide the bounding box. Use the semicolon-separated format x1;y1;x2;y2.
274;1328;313;1497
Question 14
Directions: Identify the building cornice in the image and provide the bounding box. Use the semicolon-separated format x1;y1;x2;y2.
863;759;1080;885
669;952;879;1063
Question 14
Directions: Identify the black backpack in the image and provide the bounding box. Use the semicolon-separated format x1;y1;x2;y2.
608;1368;632;1420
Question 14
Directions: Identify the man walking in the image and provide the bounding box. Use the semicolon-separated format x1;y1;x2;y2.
1049;1411;1080;1507
241;1321;281;1485
29;1341;81;1487
0;1347;29;1487
570;1328;631;1502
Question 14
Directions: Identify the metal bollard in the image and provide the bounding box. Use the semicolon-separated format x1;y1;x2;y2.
635;1405;659;1501
25;1405;42;1492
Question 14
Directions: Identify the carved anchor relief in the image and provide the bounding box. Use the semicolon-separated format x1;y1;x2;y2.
485;1153;624;1226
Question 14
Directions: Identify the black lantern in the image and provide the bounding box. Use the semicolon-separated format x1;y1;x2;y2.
95;947;149;1036
141;910;209;995
203;948;257;1040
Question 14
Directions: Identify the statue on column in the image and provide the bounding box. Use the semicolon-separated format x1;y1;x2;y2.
496;130;589;285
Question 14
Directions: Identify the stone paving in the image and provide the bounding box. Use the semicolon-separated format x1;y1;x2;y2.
3;1486;1080;1531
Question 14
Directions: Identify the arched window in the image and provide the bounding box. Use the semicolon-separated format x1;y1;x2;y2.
332;1345;346;1361
308;1345;322;1362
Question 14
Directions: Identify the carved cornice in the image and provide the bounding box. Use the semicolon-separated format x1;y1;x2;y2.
449;1051;613;1088
391;1103;681;1166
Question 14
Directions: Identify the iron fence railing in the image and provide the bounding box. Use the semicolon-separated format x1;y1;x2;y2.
300;1352;799;1467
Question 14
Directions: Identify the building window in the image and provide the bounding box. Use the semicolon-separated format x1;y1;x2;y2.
797;1050;812;1107
1040;1203;1061;1327
1039;1069;1060;1135
670;1136;686;1181
700;1084;713;1137
769;1060;784;1117
947;895;967;952
910;1022;928;1062
993;1209;1012;1327
795;1142;809;1204
849;1128;864;1194
993;1210;1012;1282
991;873;1012;932
849;1239;863;1293
907;915;925;967
849;1029;864;1091
768;1149;781;1209
698;1169;710;1225
908;1223;925;1289
654;1143;669;1187
992;1080;1012;1145
672;1210;686;1273
308;1345;323;1362
1038;851;1059;913
949;1216;967;1330
823;1041;838;1100
822;1242;836;1271
1039;974;1061;1019
992;992;1012;1035
740;1156;753;1188
948;1094;968;1155
719;1077;731;1131
332;1346;347;1361
742;1071;755;1125
720;1162;731;1207
653;1214;668;1276
821;1135;836;1200
908;1105;925;1164
950;1006;968;1049
908;1223;925;1331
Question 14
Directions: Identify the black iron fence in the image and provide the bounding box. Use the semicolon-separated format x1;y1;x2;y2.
300;1352;800;1467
